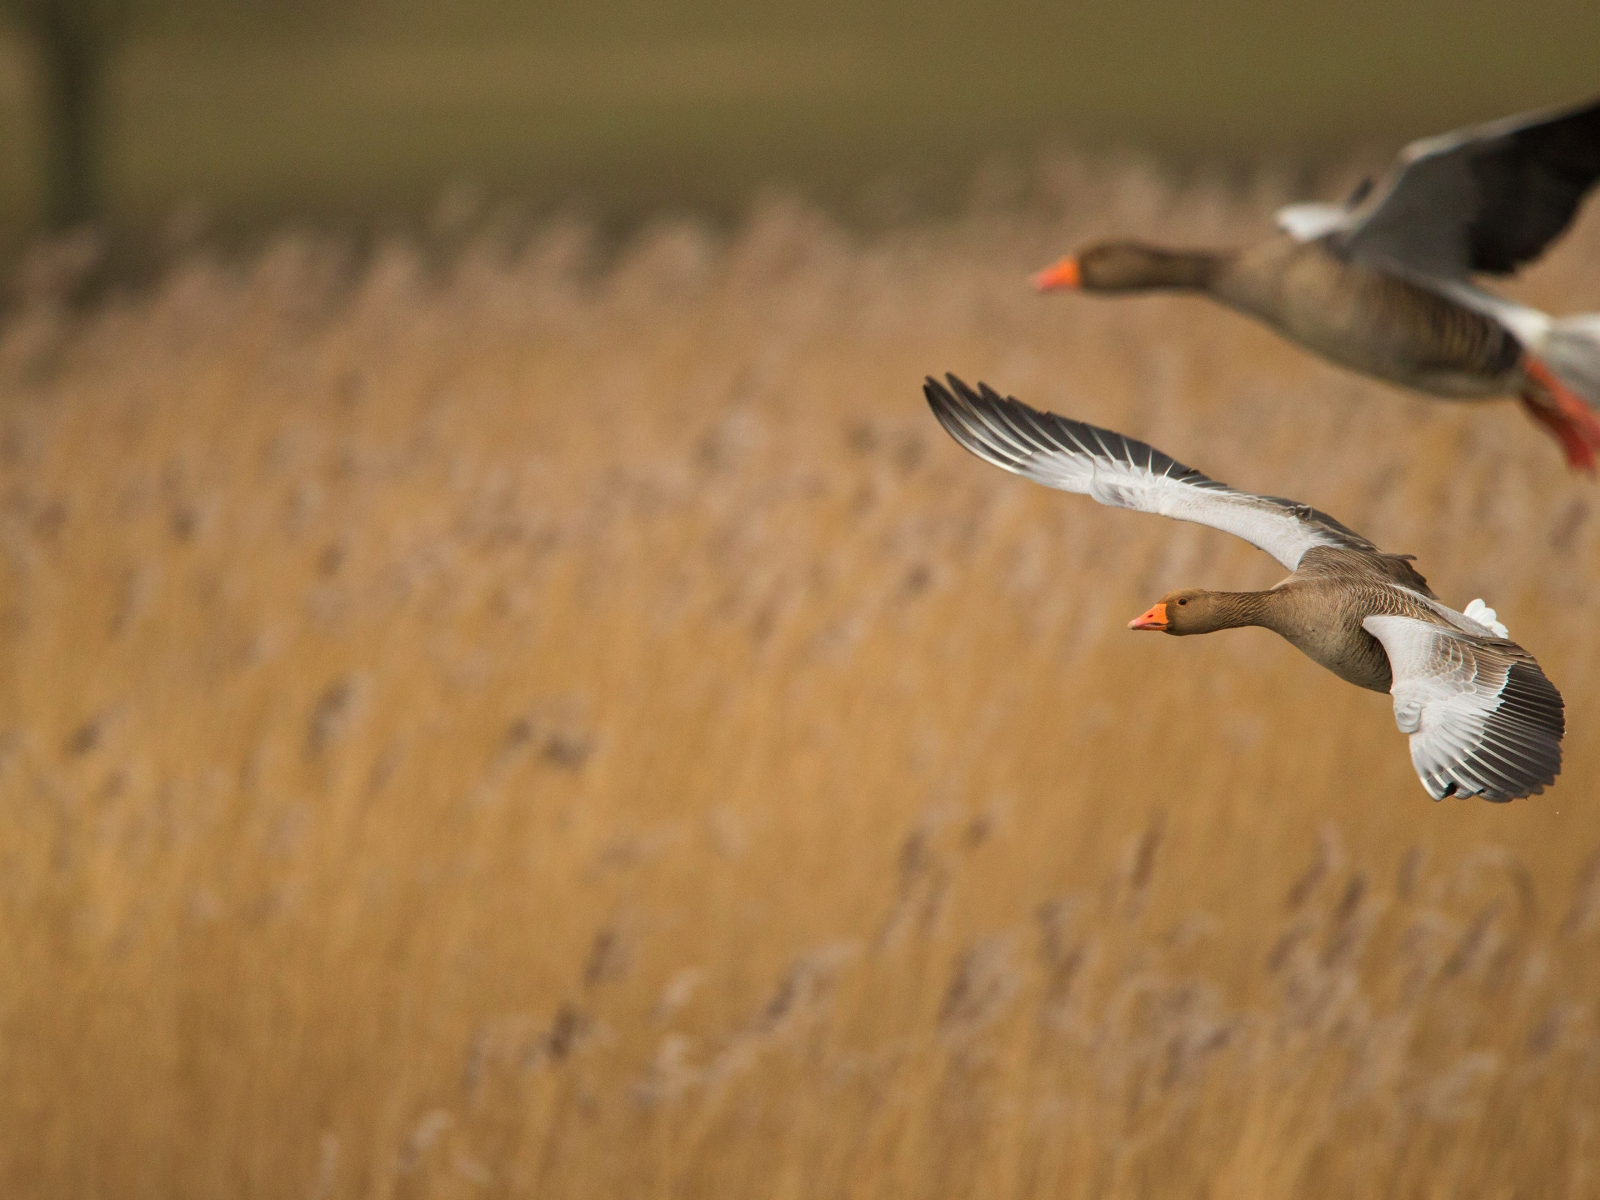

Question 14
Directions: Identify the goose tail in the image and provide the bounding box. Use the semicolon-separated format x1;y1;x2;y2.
1541;314;1600;404
1519;315;1600;473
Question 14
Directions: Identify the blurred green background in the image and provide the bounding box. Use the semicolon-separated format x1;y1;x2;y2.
0;0;1597;246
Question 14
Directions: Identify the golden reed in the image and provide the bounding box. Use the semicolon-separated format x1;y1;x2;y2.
2;161;1599;1197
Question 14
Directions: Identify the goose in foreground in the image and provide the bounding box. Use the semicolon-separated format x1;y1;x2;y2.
1033;95;1600;470
925;375;1564;802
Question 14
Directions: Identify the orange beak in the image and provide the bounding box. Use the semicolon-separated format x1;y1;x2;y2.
1032;256;1081;291
1128;602;1169;631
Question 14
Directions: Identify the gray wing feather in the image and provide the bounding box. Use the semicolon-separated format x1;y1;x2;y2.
924;375;1377;571
1363;615;1564;802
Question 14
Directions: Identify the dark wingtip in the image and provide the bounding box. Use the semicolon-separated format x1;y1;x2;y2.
924;372;985;413
924;373;975;449
946;373;981;401
924;373;967;415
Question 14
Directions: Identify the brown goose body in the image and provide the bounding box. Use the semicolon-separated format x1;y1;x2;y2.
925;375;1566;802
1181;546;1443;693
1059;238;1526;399
1034;94;1600;468
1211;238;1523;400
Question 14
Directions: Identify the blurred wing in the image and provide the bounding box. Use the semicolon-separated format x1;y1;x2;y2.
1363;615;1564;802
1335;95;1600;279
924;375;1378;571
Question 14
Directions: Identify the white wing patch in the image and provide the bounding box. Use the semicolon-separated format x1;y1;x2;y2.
1275;202;1353;242
1462;599;1508;638
1364;614;1562;802
925;375;1376;572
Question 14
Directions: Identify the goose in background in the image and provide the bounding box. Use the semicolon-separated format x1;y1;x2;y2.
1033;96;1600;470
924;375;1564;802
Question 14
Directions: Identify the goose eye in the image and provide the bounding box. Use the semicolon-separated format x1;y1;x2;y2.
1178;598;1187;605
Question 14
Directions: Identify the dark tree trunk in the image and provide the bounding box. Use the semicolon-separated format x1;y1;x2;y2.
30;3;107;230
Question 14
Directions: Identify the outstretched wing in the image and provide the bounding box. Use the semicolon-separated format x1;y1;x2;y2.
924;375;1378;571
1326;95;1600;279
1363;615;1564;802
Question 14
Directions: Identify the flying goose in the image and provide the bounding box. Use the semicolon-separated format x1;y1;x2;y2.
1033;95;1600;470
925;374;1564;802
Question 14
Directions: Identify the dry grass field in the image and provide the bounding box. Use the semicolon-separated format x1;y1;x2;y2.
4;162;1600;1198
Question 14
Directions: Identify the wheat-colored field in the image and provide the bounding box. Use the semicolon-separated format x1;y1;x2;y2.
4;163;1600;1198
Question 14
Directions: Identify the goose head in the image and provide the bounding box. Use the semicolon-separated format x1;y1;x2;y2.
1129;589;1247;636
1034;241;1222;293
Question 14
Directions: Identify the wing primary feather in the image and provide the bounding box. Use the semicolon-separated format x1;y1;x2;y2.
1338;94;1600;278
925;374;1380;571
